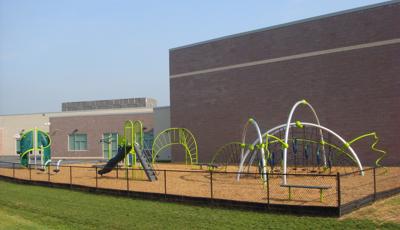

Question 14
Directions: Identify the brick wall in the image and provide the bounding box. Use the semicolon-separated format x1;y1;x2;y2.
50;113;154;158
169;2;400;165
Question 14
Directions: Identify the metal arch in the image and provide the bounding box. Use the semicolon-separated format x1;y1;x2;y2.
282;100;327;184
123;120;144;167
151;128;198;165
210;141;243;171
236;122;364;181
240;118;267;181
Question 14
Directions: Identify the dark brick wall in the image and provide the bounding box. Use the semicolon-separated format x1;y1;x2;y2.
170;2;400;75
50;113;153;158
169;2;400;166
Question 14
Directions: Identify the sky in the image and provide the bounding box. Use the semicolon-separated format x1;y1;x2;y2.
0;0;387;115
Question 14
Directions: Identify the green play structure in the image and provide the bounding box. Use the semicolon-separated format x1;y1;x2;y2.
98;120;157;181
124;120;144;168
16;128;51;168
151;128;198;165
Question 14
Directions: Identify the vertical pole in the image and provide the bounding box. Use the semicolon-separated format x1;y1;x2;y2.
336;172;341;208
164;170;167;197
373;167;377;201
95;166;98;189
48;165;50;182
116;165;119;179
29;164;32;181
69;166;72;188
12;163;15;178
34;128;37;169
210;170;213;200
267;172;270;206
126;168;129;195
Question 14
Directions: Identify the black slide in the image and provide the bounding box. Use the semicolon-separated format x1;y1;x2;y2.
98;145;131;175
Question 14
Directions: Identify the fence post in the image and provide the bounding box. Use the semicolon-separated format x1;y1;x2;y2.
373;167;377;201
29;164;32;181
210;170;213;200
164;170;167;198
48;165;51;182
116;165;119;179
267;172;270;207
69;166;72;188
126;168;129;195
12;163;15;178
95;166;98;189
336;172;341;209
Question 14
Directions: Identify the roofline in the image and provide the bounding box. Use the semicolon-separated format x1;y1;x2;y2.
0;107;154;118
154;105;170;110
62;97;157;105
170;0;398;51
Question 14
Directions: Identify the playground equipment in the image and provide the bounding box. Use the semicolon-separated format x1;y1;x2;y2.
208;99;386;187
152;128;198;165
124;120;144;167
98;120;157;181
211;142;243;172
16;128;51;169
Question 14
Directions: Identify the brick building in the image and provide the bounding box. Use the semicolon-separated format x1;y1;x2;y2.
169;1;400;165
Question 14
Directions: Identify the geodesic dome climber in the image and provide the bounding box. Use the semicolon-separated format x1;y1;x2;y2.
211;99;387;185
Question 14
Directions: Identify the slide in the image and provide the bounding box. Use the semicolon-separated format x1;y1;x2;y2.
133;143;157;182
98;145;131;175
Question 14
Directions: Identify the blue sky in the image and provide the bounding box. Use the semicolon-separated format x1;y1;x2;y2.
0;0;386;115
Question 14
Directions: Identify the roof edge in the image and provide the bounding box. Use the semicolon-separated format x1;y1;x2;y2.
169;0;398;51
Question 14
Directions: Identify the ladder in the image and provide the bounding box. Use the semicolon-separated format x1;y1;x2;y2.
133;143;157;182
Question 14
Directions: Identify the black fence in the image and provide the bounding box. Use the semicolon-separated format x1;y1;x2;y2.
0;161;399;217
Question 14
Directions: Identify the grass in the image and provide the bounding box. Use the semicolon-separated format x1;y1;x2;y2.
342;194;400;225
0;180;399;229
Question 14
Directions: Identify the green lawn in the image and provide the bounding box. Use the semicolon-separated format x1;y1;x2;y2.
0;180;398;230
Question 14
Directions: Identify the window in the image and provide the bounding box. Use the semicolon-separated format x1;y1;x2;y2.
69;134;88;151
143;130;154;150
102;133;118;159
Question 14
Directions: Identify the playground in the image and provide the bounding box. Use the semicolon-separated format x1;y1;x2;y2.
1;99;399;215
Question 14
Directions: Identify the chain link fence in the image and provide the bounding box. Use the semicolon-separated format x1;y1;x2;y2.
0;161;399;216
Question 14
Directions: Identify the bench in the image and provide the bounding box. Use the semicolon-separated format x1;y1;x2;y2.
195;163;219;170
280;184;332;202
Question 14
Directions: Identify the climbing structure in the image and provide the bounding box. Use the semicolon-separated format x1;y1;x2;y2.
98;120;157;181
152;128;198;165
207;99;386;185
210;142;243;172
124;120;144;167
17;128;51;168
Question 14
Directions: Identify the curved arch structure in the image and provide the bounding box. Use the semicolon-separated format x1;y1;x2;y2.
123;120;144;167
282;100;327;184
236;122;364;182
152;128;198;165
18;128;51;168
210;142;243;171
239;118;267;181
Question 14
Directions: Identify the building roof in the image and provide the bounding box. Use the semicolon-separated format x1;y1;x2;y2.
170;1;398;51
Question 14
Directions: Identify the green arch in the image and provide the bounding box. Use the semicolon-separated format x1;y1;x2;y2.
152;128;198;164
211;142;243;172
123;120;144;167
